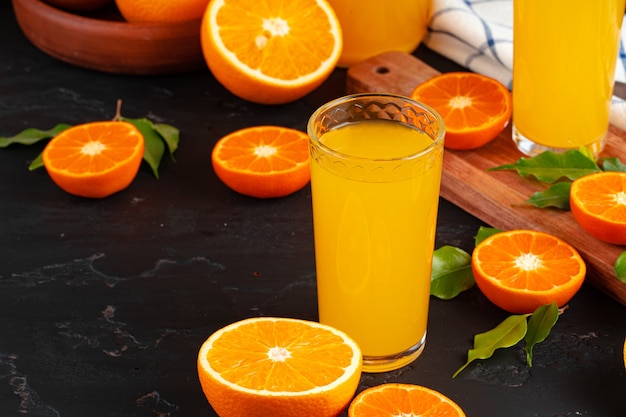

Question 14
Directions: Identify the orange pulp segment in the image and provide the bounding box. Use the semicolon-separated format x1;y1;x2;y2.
197;317;362;417
410;72;512;150
570;171;626;245
211;125;310;198
471;229;586;314
42;121;144;198
200;0;343;104
348;383;466;417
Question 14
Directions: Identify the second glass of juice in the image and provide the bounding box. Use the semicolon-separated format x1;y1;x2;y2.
328;0;432;67
307;94;445;373
512;0;625;156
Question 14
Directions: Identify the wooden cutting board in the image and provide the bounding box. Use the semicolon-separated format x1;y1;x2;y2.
347;51;626;307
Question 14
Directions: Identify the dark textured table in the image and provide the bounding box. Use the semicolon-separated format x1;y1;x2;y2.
1;2;625;416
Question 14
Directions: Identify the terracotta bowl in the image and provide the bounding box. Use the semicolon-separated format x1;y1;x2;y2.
12;0;206;75
42;0;113;12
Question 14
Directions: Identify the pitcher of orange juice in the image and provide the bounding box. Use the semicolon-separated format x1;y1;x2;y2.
329;0;432;67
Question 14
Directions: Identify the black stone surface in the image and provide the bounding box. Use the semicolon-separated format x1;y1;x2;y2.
1;2;625;416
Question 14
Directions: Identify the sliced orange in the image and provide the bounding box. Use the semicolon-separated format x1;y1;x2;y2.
200;0;342;104
42;121;144;198
115;0;209;23
410;72;512;150
211;125;310;198
471;230;586;314
197;317;362;417
348;383;466;417
570;171;626;245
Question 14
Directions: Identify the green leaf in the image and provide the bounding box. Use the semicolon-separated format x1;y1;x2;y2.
526;181;571;209
430;246;475;300
474;226;502;246
601;157;626;172
489;148;601;183
615;251;626;283
453;314;529;377
0;124;71;148
524;302;559;366
153;123;180;159
28;153;44;171
123;117;166;179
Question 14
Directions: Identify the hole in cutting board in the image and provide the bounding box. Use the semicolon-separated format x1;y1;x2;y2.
375;66;390;74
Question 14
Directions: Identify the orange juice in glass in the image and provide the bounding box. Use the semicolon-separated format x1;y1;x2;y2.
307;94;444;373
328;0;432;67
512;0;625;156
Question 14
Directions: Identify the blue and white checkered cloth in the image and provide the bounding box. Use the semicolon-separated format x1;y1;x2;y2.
423;0;626;130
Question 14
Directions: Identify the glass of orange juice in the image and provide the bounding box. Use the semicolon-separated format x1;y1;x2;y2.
307;94;445;373
328;0;432;67
512;0;624;156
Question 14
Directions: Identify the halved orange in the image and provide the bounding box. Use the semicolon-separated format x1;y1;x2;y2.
211;125;310;198
42;121;145;198
348;383;466;417
570;171;626;245
200;0;343;104
410;72;512;150
197;317;362;417
471;230;586;314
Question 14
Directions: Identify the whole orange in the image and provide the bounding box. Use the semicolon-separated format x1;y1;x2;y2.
115;0;209;23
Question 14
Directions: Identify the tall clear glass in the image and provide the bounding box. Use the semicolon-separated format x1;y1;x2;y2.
307;94;445;373
512;0;625;156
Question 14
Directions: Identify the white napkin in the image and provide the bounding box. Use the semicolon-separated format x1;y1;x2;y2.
423;0;626;132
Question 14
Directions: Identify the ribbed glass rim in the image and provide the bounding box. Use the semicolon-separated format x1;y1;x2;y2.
307;93;445;162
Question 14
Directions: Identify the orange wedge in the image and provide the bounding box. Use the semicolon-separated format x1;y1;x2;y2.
197;317;362;417
410;72;512;150
472;230;586;314
348;383;466;417
200;0;342;104
570;171;626;245
42;121;144;198
211;125;310;198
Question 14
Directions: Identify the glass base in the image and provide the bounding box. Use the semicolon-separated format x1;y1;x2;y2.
361;333;426;373
512;124;606;157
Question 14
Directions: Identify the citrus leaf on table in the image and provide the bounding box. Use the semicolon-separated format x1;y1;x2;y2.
430;246;475;300
453;314;529;378
615;251;626;283
122;117;167;179
0;124;71;148
28;153;44;171
474;226;502;246
153;122;180;159
526;181;571;209
489;148;601;183
601;157;626;172
524;302;559;366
